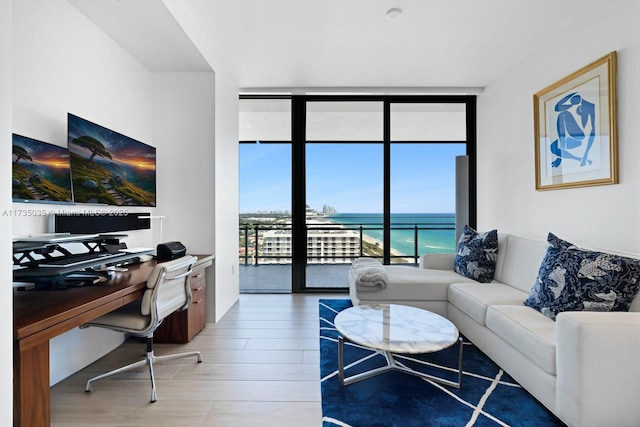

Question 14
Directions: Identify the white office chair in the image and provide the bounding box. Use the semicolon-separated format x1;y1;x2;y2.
83;255;203;402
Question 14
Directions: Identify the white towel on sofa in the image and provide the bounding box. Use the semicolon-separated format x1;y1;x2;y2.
350;257;388;292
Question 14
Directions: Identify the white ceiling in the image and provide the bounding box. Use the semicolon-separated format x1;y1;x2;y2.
68;0;601;93
67;0;212;73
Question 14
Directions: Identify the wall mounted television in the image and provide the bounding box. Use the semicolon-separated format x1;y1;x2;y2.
68;113;156;206
12;133;73;203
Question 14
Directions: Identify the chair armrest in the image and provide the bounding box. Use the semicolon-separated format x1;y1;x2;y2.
555;311;640;427
418;253;455;270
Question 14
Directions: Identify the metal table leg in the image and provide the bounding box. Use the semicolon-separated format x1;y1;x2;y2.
338;335;464;388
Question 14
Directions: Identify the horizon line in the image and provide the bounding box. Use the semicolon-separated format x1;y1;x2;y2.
240;212;455;215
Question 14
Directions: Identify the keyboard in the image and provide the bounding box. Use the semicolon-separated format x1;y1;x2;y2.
38;252;123;268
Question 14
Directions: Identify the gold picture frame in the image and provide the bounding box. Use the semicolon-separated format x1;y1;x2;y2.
534;51;618;190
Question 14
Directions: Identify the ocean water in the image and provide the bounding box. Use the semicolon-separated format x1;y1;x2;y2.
327;213;456;256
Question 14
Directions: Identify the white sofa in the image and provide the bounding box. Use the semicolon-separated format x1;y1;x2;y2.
349;234;640;427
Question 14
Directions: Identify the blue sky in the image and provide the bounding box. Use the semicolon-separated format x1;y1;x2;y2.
239;142;465;214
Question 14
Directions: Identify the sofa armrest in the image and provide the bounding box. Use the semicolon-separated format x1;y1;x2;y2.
418;253;455;270
555;311;640;427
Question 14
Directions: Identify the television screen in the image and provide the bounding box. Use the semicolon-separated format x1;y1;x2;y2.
68;113;156;206
12;133;73;203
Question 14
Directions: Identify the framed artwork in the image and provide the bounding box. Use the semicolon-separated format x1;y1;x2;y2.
534;51;617;190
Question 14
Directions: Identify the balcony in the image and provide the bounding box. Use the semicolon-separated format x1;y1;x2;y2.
239;219;455;292
239;263;352;293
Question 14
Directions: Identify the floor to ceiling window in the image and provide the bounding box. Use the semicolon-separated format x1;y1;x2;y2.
238;98;292;292
304;101;384;288
389;102;469;264
239;95;476;293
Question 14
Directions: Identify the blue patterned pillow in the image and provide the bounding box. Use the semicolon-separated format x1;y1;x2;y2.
524;233;640;320
546;232;576;251
453;225;498;283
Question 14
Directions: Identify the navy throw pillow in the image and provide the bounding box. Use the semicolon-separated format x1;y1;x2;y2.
453;225;499;283
524;233;640;320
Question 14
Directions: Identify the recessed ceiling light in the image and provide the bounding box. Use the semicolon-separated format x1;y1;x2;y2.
385;7;403;20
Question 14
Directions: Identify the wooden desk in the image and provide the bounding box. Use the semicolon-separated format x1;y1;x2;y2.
13;255;214;427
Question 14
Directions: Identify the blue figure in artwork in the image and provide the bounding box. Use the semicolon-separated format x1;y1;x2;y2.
549;92;596;168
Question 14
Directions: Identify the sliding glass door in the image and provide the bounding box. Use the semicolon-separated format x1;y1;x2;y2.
304;101;384;288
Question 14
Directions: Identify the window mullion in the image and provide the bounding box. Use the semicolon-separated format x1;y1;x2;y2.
383;101;391;265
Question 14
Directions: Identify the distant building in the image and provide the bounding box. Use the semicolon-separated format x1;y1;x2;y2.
322;205;337;215
261;228;359;264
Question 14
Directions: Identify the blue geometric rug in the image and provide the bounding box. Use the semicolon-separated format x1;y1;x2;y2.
319;299;566;427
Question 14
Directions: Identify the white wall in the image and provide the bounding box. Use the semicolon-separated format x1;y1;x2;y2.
152;72;218;321
1;0;13;419
214;68;240;321
152;72;215;252
12;0;157;385
12;0;155;246
477;0;640;255
162;0;240;321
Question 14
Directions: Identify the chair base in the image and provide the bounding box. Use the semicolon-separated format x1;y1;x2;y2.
85;337;203;402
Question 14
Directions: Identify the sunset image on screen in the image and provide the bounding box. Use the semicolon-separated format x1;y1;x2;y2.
12;134;73;203
68;114;156;206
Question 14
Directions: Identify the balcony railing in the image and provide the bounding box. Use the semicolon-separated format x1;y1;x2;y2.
239;220;455;266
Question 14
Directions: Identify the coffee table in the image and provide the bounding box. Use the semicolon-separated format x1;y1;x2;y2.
334;303;463;388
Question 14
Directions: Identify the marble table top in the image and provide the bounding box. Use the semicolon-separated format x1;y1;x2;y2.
334;304;459;354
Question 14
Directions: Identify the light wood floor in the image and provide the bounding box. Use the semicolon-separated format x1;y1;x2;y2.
50;293;345;427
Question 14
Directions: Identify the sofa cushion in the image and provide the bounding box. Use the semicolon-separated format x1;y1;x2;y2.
524;233;640;320
495;235;547;293
448;282;529;325
454;225;499;283
486;305;557;375
356;266;475;302
492;233;510;285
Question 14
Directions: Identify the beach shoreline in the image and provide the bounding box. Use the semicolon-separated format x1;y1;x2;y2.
360;233;415;263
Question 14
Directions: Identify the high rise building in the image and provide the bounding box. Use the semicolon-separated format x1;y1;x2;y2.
262;229;359;264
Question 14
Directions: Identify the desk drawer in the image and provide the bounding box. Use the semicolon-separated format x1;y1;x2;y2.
154;267;207;343
188;273;206;339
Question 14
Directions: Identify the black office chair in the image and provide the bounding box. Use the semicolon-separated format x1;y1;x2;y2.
83;255;203;402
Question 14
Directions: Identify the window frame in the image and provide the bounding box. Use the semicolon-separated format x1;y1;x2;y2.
239;94;477;292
